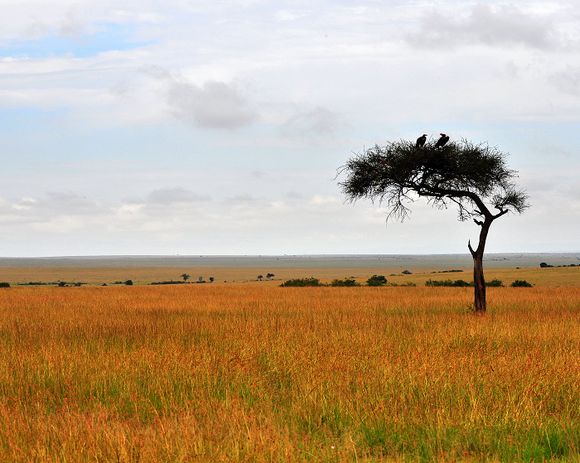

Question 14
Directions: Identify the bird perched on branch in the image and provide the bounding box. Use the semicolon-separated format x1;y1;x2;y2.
416;134;427;148
434;133;450;148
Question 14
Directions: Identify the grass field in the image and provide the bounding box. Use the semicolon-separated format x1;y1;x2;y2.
0;269;579;461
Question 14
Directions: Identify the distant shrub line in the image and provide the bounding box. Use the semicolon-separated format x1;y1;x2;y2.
15;281;87;287
426;279;504;288
540;262;579;268
150;279;215;285
150;280;189;285
280;278;322;287
281;277;533;288
425;279;533;288
281;275;417;287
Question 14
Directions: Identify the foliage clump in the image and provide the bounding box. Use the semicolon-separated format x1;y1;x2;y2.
511;280;533;287
150;280;186;285
425;279;503;287
366;275;388;286
280;278;322;287
0;282;10;288
330;278;359;287
426;279;471;287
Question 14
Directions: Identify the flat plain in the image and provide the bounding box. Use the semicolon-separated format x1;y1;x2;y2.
0;265;578;461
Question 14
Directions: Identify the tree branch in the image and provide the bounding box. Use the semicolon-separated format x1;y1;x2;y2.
418;186;492;218
468;240;476;257
493;208;509;220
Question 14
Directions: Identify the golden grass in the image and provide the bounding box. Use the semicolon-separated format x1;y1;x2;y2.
0;282;578;461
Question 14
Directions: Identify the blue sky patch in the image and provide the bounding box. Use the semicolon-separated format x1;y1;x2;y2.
0;23;154;59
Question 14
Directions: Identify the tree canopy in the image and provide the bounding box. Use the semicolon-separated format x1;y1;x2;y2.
339;139;528;224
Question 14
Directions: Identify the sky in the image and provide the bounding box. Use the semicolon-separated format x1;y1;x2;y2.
0;0;579;257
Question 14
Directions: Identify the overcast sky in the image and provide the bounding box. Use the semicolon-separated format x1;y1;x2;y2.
1;0;579;257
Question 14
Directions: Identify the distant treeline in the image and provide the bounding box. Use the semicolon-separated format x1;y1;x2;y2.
280;277;533;288
540;262;579;268
281;276;416;287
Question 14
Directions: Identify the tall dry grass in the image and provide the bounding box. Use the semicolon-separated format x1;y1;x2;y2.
0;284;578;461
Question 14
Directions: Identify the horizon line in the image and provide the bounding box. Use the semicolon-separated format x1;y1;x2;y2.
1;251;579;260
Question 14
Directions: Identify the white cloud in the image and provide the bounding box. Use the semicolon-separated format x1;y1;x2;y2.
280;106;342;139
550;66;580;96
406;4;561;50
146;187;210;204
166;79;256;129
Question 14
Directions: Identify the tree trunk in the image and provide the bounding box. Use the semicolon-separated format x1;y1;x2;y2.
473;253;486;313
469;219;492;313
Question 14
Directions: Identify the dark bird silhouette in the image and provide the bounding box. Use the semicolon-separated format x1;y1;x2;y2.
416;134;427;148
434;133;450;148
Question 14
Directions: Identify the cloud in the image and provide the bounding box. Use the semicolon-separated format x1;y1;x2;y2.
0;192;103;232
10;192;100;217
280;106;341;139
407;4;558;50
274;9;310;22
166;78;256;129
146;187;210;205
550;66;580;96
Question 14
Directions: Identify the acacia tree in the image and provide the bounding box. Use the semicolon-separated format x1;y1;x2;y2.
339;138;529;312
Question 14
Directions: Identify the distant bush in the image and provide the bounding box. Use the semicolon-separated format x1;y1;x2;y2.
453;280;471;287
0;282;10;288
431;269;463;274
539;262;553;268
330;278;359;287
426;279;471;287
511;280;533;287
426;279;504;288
125;280;133;286
150;280;186;285
58;281;67;287
401;270;413;275
280;278;321;287
366;275;388;286
389;282;417;287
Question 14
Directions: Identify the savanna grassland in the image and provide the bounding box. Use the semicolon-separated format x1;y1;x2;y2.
0;269;579;462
